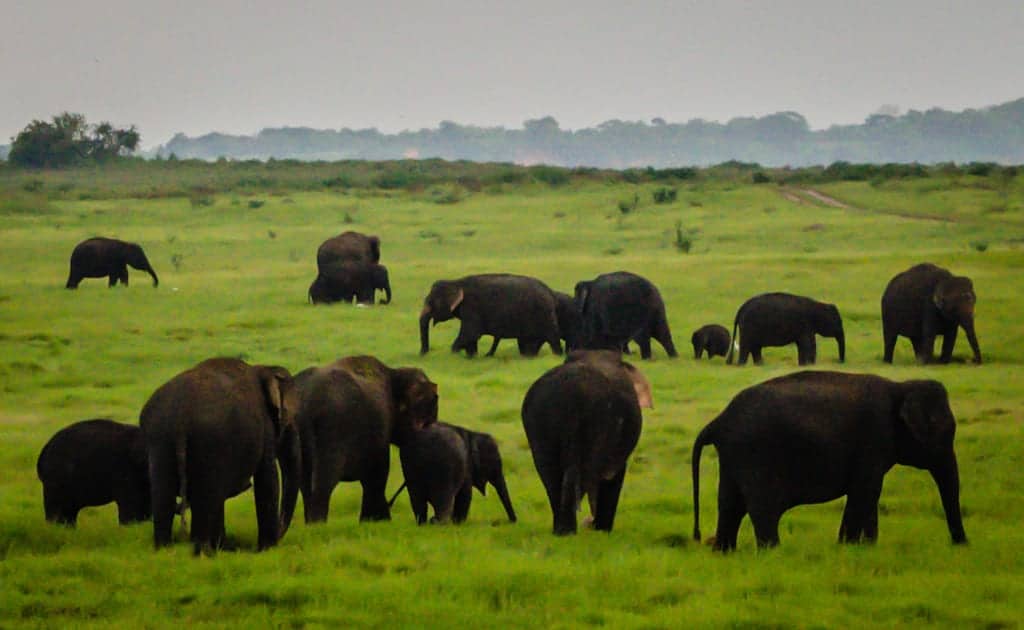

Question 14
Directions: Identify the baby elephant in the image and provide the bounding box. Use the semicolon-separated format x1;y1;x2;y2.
395;421;517;524
37;419;151;526
691;324;731;360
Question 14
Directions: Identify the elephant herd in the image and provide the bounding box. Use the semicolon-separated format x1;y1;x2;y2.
46;231;981;554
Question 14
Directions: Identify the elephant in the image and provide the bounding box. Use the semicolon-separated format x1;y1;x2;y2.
485;291;582;356
65;237;159;289
419;274;562;358
521;350;653;535
574;271;677;359
726;292;845;366
37;419;150;526
316;231;381;269
140;358;301;554
691;370;967;551
309;261;391;305
882;263;982;365
396;423;470;524
389;421;517;524
691;324;731;360
293;355;439;523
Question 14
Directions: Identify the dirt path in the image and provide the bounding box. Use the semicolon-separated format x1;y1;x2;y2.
780;187;957;223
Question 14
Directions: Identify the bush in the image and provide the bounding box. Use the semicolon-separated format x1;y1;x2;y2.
530;166;570;186
618;193;639;214
673;220;694;253
248;199;265;209
652;187;678;204
752;171;771;184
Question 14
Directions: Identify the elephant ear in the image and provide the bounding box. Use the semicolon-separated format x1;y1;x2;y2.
574;282;590;312
932;288;945;311
468;435;486;494
258;366;296;435
448;288;464;312
899;380;955;455
619;361;654;409
392;368;439;437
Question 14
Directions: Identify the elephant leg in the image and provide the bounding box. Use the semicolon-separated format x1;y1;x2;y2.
108;274;118;287
533;455;566;534
407;481;429;525
883;329;897;363
485;337;501;357
749;509;781;549
839;478;883;544
636;335;653;360
518;338;541;356
555;463;580;535
431;486;457;524
119;268;129;286
149;451;178;548
938;327;958;363
254;456;281;550
592;466;627;532
917;334;937;364
737;342;750;366
752;346;764;365
452;319;481;357
359;454;391;521
652;318;678;358
546;332;563;356
304;483;334;524
65;270;82;289
452;482;473;524
797;335;816;366
189;491;223;556
713;474;746;552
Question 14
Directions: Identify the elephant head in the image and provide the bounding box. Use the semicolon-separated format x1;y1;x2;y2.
933;276;981;363
814;303;845;362
372;264;391;304
125;242;159;287
256;365;302;537
389;367;439;444
466;431;517;522
308;275;328;304
419;280;464;354
895;380;967;544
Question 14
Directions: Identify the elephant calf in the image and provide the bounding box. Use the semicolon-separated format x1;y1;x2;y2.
727;292;845;366
37;419;151;526
66;237;159;289
691;324;731;360
692;371;967;551
397;424;470;524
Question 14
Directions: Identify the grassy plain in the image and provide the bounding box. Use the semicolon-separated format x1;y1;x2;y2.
1;167;1022;628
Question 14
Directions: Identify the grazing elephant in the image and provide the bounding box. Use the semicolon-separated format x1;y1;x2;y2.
66;237;159;289
419;274;562;358
37;419;150;526
390;421;517;524
726;292;845;366
691;324;731;360
309;261;391;305
692;370;967;551
574;271;677;359
396;423;470;524
140;358;301;554
521;350;653;535
294;356;439;523
882;263;982;365
486;291;582;356
316;231;381;268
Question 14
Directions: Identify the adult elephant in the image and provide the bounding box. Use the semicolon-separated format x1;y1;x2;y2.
294;355;439;523
521;350;653;535
692;371;967;551
486;291;582;356
140;358;301;554
419;274;562;358
881;263;982;365
316;231;381;268
691;324;731;360
309;261;391;305
726;292;844;366
37;419;150;526
574;271;677;359
66;237;159;289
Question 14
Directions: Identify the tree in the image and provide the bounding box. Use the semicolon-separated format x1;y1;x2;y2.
7;112;139;168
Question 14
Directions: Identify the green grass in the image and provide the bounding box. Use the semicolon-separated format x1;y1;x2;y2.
1;171;1022;628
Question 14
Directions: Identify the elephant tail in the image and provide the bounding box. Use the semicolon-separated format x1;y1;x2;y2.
176;435;189;532
726;314;740;364
387;480;407;508
692;421;716;542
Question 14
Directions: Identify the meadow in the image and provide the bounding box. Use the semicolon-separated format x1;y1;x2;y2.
1;164;1022;628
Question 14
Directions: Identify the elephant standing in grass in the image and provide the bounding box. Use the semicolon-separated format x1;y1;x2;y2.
294;356;439;523
66;237;159;289
691;324;731;360
486;290;582;356
574;271;677;359
37;419;151;526
692;371;967;551
316;231;381;267
419;274;562;357
522;350;652;535
140;358;301;554
882;263;982;364
727;292;845;366
309;261;391;305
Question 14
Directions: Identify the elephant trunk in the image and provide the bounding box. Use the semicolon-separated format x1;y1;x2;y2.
277;426;302;537
836;329;846;363
419;307;432;354
960;313;982;364
380;269;392;305
147;265;159;288
492;474;517;523
930;455;967;545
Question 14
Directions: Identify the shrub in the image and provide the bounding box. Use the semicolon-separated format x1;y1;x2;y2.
248;199;265;209
674;220;693;253
618;193;639;214
652;187;678;203
752;171;771;184
530;166;570;186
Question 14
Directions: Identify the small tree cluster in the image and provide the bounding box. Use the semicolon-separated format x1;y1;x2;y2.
8;112;139;168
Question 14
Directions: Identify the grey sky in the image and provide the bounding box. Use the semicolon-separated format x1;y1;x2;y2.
4;0;1023;148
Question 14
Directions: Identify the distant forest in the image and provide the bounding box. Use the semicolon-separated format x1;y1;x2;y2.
4;98;1023;167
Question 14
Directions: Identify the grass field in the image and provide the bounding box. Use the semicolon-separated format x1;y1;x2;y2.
1;169;1022;628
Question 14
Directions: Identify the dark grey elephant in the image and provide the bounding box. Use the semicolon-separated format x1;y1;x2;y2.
37;419;150;526
66;237;159;289
140;358;301;554
390;420;517;524
574;271;677;359
419;274;562;357
396;423;469;524
309;261;391;305
692;370;967;551
726;292;845;365
691;324;731;360
316;231;381;268
521;350;653;535
882;263;982;364
486;291;582;356
294;356;439;523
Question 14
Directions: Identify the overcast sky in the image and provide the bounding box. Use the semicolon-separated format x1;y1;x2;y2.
4;0;1023;148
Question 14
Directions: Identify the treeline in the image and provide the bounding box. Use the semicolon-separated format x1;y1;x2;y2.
153;98;1024;167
